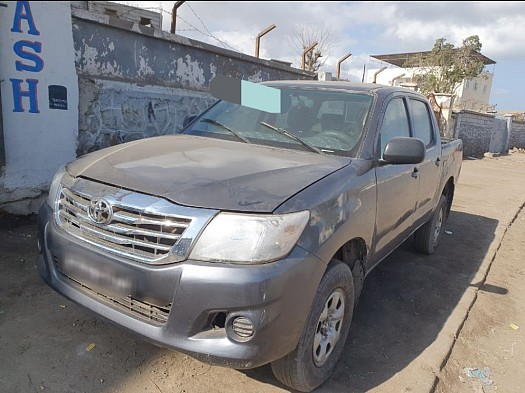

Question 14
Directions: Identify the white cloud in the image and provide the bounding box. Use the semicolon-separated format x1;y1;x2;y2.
368;2;525;60
113;1;525;109
115;1;525;61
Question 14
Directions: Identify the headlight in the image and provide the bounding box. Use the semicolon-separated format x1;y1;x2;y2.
47;165;67;208
189;210;309;264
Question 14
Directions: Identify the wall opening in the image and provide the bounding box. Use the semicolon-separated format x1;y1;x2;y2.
139;17;152;27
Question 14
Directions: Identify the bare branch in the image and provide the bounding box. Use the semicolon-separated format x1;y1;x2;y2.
290;23;336;71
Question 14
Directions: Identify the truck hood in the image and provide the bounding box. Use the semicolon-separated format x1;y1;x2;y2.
67;135;350;213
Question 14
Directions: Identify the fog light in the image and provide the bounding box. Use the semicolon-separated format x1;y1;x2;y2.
231;316;254;340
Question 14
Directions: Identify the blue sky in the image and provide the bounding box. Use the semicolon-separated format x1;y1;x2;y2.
120;1;525;112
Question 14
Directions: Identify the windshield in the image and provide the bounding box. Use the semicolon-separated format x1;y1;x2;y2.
181;88;374;157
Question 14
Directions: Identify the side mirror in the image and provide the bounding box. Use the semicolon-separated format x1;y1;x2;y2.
382;137;425;165
183;115;197;128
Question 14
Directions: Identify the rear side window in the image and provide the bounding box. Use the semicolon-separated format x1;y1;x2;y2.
380;98;410;156
409;99;433;147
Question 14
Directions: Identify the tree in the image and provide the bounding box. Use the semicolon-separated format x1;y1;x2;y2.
291;24;336;72
404;35;486;95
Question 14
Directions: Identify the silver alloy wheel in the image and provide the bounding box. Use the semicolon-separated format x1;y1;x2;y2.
433;205;445;246
313;288;345;367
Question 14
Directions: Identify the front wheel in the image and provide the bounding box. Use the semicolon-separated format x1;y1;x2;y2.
271;260;354;392
414;194;449;254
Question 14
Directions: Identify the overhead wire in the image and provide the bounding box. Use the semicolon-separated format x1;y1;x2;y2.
155;6;237;51
176;14;237;51
185;2;213;38
102;2;238;52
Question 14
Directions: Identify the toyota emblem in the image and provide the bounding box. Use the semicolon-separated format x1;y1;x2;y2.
88;198;113;225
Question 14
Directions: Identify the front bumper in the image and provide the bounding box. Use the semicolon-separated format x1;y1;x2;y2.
36;203;326;368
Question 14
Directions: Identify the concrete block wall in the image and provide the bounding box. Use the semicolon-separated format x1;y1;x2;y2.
454;111;495;157
488;116;508;154
509;121;525;149
453;110;509;157
77;78;216;155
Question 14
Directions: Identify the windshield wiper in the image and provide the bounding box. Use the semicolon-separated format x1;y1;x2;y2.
199;118;251;144
260;121;322;154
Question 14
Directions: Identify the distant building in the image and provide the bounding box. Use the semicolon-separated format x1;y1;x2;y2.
367;51;496;113
71;1;162;29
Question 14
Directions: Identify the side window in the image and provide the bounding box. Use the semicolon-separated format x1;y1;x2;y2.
409;99;434;147
380;98;410;156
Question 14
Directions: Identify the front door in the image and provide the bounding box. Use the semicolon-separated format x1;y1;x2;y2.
373;96;420;264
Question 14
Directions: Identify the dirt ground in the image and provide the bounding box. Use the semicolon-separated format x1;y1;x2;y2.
1;152;524;393
436;198;525;392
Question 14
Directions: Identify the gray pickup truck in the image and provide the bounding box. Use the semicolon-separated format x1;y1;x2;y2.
36;81;462;392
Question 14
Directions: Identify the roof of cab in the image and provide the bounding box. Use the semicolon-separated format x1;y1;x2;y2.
262;80;424;97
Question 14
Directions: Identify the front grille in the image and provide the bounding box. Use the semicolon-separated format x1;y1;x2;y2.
60;271;170;325
56;186;191;264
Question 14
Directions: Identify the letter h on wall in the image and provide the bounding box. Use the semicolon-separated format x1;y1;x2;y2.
10;78;39;113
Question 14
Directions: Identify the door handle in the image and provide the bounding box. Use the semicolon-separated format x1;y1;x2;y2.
435;157;441;167
412;168;419;178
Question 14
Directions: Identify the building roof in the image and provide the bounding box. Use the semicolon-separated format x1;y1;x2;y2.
370;50;496;67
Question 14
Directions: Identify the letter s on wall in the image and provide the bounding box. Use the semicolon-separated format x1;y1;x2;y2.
13;40;43;72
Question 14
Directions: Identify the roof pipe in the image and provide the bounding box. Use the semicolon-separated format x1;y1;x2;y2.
170;1;185;34
391;73;406;86
255;24;276;58
336;52;352;79
373;66;387;83
301;42;318;70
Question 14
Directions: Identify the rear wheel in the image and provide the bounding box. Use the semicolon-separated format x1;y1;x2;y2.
271;260;354;392
414;194;449;254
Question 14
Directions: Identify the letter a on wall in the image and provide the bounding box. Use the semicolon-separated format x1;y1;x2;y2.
11;1;40;35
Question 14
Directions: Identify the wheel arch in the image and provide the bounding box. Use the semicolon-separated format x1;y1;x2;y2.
331;237;368;304
442;177;455;217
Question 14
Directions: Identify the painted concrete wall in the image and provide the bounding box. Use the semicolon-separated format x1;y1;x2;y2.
71;9;313;156
71;10;312;89
0;1;78;213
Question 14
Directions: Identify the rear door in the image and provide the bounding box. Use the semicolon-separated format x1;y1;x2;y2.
408;97;442;226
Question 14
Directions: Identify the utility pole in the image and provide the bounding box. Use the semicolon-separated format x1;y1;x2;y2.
170;1;185;34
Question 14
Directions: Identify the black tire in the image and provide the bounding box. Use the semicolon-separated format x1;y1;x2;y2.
414;194;449;254
271;260;354;392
